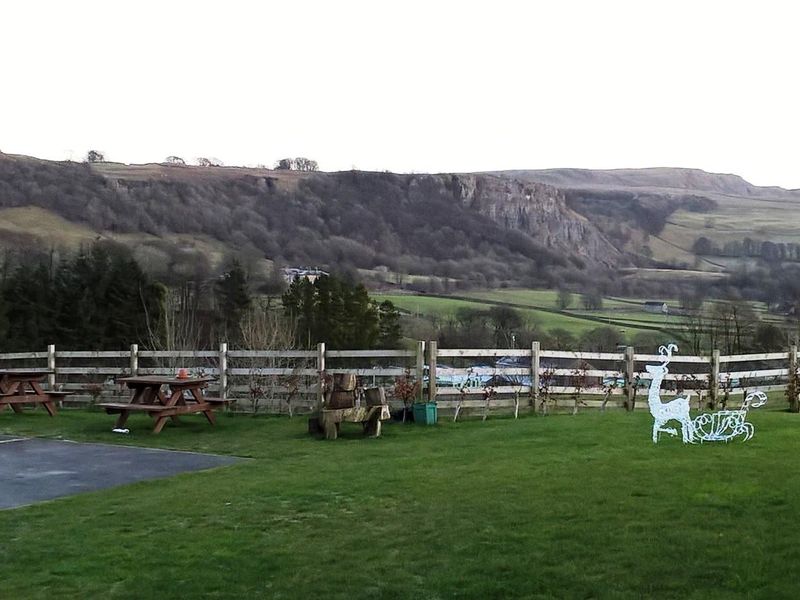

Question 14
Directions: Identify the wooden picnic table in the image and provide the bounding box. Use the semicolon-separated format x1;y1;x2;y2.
0;369;68;416
98;376;227;434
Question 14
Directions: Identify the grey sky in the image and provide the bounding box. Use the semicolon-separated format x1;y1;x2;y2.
3;0;798;187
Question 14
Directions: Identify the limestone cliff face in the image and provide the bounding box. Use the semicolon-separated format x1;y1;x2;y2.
441;174;624;267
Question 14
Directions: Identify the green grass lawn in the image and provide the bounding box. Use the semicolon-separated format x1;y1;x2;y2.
2;407;799;599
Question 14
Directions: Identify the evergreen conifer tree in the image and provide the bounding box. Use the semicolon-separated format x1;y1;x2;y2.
377;300;402;348
216;260;251;341
281;275;400;349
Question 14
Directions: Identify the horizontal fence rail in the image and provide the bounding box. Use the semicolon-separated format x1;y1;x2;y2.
0;342;796;415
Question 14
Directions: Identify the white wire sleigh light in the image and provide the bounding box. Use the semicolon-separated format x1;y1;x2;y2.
646;344;766;444
692;390;766;443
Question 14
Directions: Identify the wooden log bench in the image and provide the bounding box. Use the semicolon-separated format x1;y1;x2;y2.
320;404;391;440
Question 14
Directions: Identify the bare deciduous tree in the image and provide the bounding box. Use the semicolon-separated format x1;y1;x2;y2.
710;300;757;355
141;283;205;370
294;157;318;172
557;289;572;310
238;300;305;415
196;157;223;167
275;157;319;171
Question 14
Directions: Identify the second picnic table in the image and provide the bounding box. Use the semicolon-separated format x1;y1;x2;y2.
0;370;69;416
99;376;225;434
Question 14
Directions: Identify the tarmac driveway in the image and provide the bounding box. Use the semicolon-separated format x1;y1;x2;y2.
0;435;241;509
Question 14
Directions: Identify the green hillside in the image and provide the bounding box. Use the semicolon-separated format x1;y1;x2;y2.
3;154;800;307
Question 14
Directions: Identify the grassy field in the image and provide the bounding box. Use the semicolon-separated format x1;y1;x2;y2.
463;289;640;310
464;290;694;328
664;199;800;248
2;406;799;599
0;206;98;249
374;293;651;338
640;233;726;271
0;206;254;274
654;194;800;269
378;289;791;347
373;294;488;319
376;291;672;339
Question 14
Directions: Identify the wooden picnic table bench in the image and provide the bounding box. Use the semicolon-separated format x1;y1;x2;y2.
203;397;231;405
98;376;222;434
98;402;173;413
0;370;70;416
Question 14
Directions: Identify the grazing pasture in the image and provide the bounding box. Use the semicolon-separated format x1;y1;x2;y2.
463;289;638;310
377;288;789;349
376;290;687;340
1;403;798;599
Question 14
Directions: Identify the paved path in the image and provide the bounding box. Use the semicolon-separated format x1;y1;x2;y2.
0;437;241;509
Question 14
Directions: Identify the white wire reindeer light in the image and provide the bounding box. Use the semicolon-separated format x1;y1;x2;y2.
646;344;696;444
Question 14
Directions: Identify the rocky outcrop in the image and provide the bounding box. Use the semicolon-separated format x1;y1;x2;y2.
444;174;623;267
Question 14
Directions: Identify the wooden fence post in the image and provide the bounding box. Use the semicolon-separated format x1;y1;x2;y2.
317;342;326;411
47;344;56;390
219;342;228;402
709;349;720;410
624;346;635;411
415;340;426;403
130;343;139;376
427;340;437;403
789;345;798;412
531;341;540;412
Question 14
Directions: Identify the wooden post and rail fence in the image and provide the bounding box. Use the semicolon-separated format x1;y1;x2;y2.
0;343;797;416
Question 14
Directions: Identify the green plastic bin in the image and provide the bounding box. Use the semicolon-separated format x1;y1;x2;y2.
412;402;437;425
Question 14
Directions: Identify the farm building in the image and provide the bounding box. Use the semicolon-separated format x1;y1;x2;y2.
282;267;329;284
643;301;668;314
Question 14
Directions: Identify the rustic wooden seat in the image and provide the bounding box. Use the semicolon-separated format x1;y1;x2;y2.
321;404;390;440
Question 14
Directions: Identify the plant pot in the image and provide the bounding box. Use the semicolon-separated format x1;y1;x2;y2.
412;402;437;425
